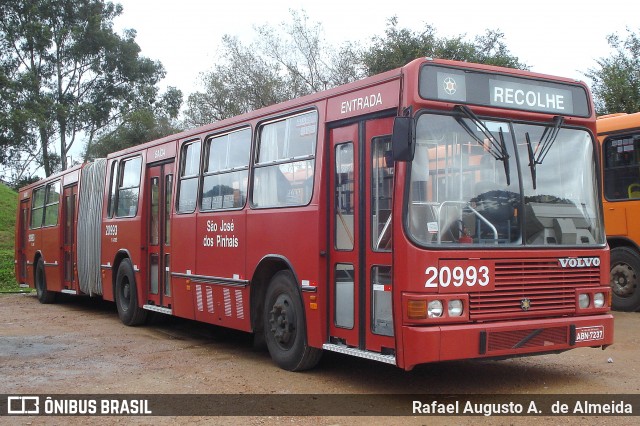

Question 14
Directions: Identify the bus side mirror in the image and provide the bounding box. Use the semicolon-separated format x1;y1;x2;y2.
392;116;415;162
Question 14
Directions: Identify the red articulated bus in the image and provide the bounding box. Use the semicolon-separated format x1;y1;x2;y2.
15;58;613;371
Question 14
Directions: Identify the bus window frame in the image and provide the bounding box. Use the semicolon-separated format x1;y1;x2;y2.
251;109;319;210
200;126;252;212
176;138;202;215
29;180;61;229
29;186;46;230
602;133;640;202
114;155;143;219
107;160;118;218
42;180;61;227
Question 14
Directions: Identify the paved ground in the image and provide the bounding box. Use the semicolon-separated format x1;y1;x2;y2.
1;292;638;425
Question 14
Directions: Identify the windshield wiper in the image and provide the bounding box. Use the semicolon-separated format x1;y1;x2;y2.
454;105;511;185
525;116;564;190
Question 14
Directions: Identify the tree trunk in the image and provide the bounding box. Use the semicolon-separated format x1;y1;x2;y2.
39;127;51;177
59;122;67;171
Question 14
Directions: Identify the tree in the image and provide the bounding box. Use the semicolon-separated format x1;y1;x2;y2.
183;36;285;127
184;12;529;128
85;86;184;159
586;28;640;115
362;17;528;75
0;0;166;180
183;9;363;127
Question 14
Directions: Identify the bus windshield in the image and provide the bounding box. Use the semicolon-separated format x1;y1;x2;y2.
407;112;604;247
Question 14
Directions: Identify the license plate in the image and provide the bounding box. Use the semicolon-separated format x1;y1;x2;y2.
575;325;604;342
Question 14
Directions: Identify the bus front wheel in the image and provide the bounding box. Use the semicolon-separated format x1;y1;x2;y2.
115;259;148;326
263;271;322;371
610;246;640;311
35;258;56;304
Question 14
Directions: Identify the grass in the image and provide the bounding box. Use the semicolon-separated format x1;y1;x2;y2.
0;183;20;292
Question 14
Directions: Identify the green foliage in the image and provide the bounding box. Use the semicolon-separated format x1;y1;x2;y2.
11;176;41;192
86;97;184;159
362;17;528;75
0;0;166;181
0;250;18;291
0;183;17;248
184;37;286;126
183;10;364;127
586;28;640;115
0;183;18;291
184;11;527;126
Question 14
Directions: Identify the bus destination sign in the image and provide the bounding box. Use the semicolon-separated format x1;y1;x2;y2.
420;64;590;117
489;79;572;114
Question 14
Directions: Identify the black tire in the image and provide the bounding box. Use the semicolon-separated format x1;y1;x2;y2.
35;258;56;304
263;270;322;371
115;258;148;326
610;246;640;311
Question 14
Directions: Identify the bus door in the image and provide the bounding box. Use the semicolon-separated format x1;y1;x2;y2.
328;117;395;355
17;199;29;284
146;162;174;309
62;185;77;291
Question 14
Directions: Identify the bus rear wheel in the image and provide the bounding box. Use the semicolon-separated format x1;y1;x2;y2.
35;258;56;304
115;259;148;326
610;246;640;311
263;271;322;371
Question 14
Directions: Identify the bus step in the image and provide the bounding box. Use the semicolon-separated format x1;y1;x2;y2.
61;289;77;295
322;343;396;365
142;304;172;315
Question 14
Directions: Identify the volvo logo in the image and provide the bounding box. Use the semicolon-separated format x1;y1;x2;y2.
443;77;457;95
558;257;601;268
520;298;531;311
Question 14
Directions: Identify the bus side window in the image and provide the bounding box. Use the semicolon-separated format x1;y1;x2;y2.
603;136;640;200
253;111;317;208
107;160;118;218
30;181;61;228
177;140;201;213
30;186;46;229
115;157;142;218
201;128;250;210
43;181;61;227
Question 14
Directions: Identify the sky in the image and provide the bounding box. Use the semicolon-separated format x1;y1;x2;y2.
112;0;640;98
8;0;638;178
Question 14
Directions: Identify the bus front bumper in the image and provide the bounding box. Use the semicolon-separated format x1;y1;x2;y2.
401;314;614;370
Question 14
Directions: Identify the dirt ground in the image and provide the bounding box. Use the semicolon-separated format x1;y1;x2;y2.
1;292;639;425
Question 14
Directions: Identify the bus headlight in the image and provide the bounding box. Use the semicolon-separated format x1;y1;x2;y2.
448;299;464;317
403;294;469;324
427;300;443;318
578;293;590;309
594;292;605;308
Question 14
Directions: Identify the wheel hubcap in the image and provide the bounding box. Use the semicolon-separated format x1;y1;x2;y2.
269;295;296;348
123;282;130;300
120;279;131;311
611;262;636;298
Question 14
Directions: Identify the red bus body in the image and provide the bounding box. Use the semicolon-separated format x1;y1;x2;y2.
15;58;613;371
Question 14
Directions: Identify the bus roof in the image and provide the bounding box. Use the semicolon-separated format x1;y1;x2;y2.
106;57;594;159
106;63;405;159
597;112;640;136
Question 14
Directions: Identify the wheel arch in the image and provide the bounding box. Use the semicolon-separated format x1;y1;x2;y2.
249;255;303;336
111;249;135;299
607;236;640;253
32;250;43;283
609;241;640;312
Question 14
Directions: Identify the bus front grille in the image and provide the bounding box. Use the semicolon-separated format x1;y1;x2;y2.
469;258;601;321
